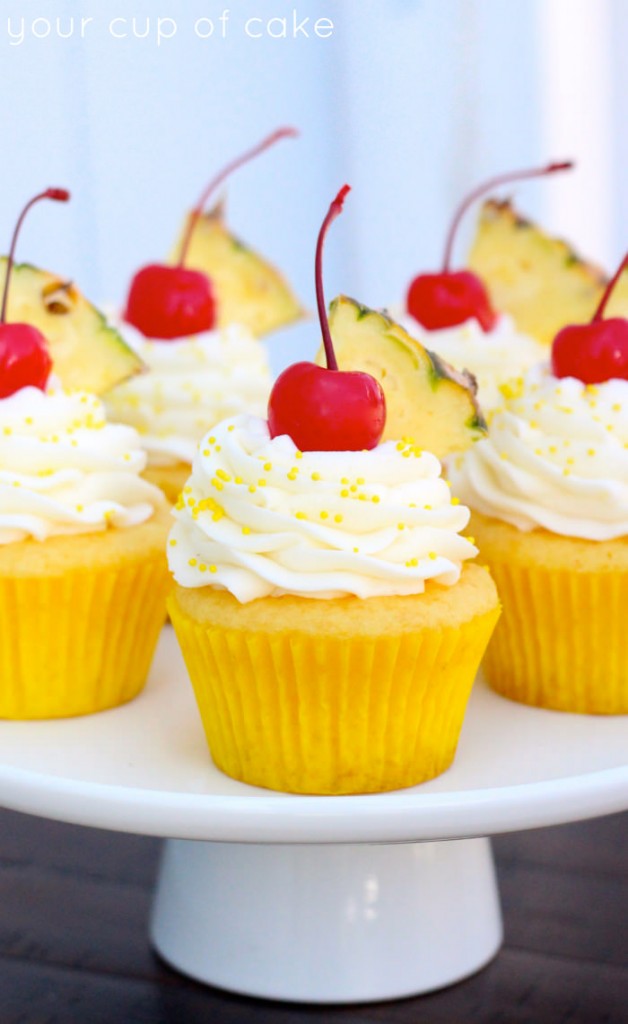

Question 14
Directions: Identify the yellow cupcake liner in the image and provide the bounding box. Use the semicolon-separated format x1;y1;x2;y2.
0;557;170;719
169;597;500;794
482;559;628;714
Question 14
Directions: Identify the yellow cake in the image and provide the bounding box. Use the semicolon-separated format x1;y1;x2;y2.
449;365;628;714
167;413;500;794
0;386;170;719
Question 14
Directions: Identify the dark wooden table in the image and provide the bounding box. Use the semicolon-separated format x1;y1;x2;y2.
0;808;625;1023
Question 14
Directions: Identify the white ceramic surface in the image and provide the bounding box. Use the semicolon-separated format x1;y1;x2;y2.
0;627;626;844
150;837;502;1003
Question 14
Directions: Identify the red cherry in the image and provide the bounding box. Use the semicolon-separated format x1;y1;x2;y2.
407;270;496;332
124;127;298;340
552;252;628;384
0;187;70;398
124;265;215;340
0;324;52;398
267;185;386;452
406;160;574;332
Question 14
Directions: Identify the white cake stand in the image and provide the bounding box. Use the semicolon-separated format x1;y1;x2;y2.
0;629;626;1004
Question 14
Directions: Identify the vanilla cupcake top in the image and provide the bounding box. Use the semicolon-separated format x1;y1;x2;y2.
167;414;478;603
105;321;272;467
395;310;546;411
449;365;628;540
0;386;165;544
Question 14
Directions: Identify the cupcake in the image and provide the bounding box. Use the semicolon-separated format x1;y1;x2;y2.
106;129;303;501
394;162;571;411
166;187;500;794
448;253;628;714
0;188;170;719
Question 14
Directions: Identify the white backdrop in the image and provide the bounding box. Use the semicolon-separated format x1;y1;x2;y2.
1;0;626;370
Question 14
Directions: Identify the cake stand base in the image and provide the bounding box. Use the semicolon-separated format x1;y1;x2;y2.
150;836;502;1004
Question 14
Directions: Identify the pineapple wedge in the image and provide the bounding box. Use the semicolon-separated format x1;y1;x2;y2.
0;259;143;394
170;203;303;338
319;295;486;458
468;199;628;344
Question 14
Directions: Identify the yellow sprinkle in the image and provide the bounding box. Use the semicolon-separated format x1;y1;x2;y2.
466;536;475;545
199;564;207;573
216;469;231;482
235;476;243;485
263;462;273;472
242;526;251;535
341;477;349;485
188;558;197;567
340;489;349;498
350;485;358;493
320;511;329;520
549;446;557;455
215;445;221;452
499;452;509;461
451;497;460;506
357;477;365;485
612;403;621;413
287;470;298;481
334;514;343;523
587;448;596;456
428;552;437;560
202;449;210;456
183;486;192;494
353;547;359;553
212;510;224;522
25;417;33;425
529;420;539;430
258;479;267;487
228;425;235;432
396;441;405;451
3;427;12;436
372;495;380;504
75;504;83;512
211;479;224;491
397;523;405;531
424;504;432;510
209;436;216;444
295;451;303;460
401;436;416;445
535;449;543;456
210;565;217;574
406;558;418;567
248;484;257;493
566;457;575;465
358;494;367;501
563;468;571;476
311;472;321;482
295;511;306;520
402;451;411;458
585;384;599;395
169;539;177;547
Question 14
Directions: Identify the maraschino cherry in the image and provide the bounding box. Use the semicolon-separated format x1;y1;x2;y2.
406;160;574;332
124;127;298;340
552;251;628;384
267;185;386;452
0;188;70;399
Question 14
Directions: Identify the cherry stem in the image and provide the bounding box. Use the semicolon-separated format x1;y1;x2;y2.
591;251;628;323
442;160;574;272
177;126;299;268
0;188;70;325
316;185;351;373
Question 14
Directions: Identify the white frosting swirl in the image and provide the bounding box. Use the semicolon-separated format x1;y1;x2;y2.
394;309;546;411
449;366;628;540
0;386;165;544
168;415;478;603
105;321;272;467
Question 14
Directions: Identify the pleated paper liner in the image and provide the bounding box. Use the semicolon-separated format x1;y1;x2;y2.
0;555;170;719
482;559;628;714
169;595;500;794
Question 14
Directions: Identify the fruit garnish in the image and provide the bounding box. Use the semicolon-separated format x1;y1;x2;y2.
319;296;486;458
0;188;69;399
268;186;386;452
468;198;628;344
552;252;628;383
0;259;144;395
125;128;298;340
406;161;573;332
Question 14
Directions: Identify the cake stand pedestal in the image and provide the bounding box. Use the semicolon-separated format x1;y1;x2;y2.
0;629;626;1004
